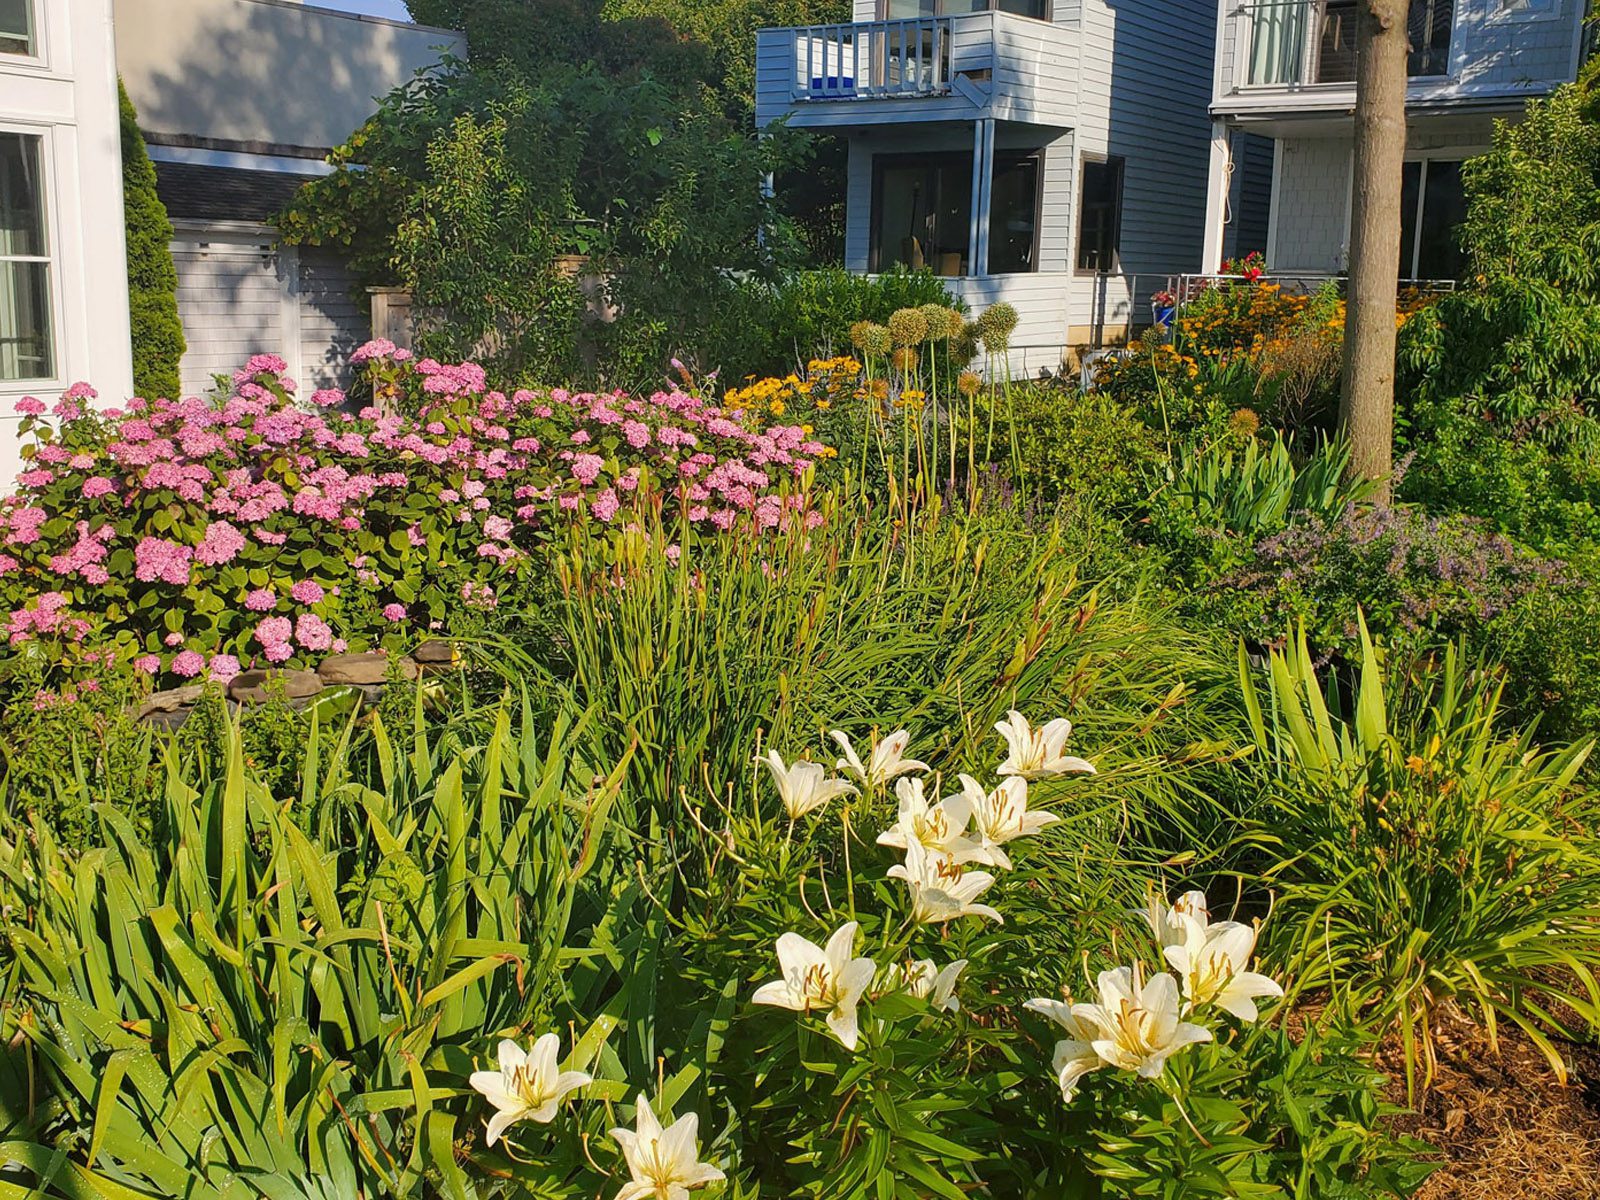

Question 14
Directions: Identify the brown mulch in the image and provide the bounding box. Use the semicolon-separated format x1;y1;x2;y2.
1382;1012;1600;1200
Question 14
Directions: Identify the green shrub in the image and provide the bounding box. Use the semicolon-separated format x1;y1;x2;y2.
975;382;1163;515
1396;86;1600;551
119;80;184;400
1242;627;1600;1097
723;267;966;381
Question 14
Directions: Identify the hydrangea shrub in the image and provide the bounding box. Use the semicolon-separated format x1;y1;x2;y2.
1;347;829;683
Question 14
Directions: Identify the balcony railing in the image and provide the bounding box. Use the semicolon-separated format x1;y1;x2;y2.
1234;0;1453;88
786;17;954;101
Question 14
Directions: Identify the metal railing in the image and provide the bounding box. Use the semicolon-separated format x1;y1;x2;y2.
789;17;954;101
1170;272;1459;303
1230;0;1452;89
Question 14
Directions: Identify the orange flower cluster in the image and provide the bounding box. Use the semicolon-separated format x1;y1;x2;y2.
723;356;863;417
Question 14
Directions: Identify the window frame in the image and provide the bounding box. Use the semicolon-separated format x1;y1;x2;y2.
877;0;1054;22
0;123;62;389
1489;0;1562;23
987;148;1046;276
1074;153;1125;275
868;150;974;276
1399;153;1468;281
0;0;45;66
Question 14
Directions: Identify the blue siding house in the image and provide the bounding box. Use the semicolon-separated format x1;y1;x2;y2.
1202;0;1589;277
755;0;1218;373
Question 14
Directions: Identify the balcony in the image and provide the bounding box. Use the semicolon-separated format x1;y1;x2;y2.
755;11;1078;129
1217;0;1454;109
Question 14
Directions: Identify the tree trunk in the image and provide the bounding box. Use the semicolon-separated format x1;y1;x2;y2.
1339;0;1409;502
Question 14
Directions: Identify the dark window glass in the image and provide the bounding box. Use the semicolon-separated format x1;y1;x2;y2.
1398;159;1466;279
871;155;973;276
1076;157;1124;272
0;131;53;380
1407;0;1453;76
1416;159;1466;278
989;154;1040;274
1317;0;1453;82
0;0;33;56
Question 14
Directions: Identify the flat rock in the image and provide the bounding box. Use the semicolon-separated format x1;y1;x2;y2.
317;652;418;686
229;669;324;704
413;640;456;664
136;684;204;719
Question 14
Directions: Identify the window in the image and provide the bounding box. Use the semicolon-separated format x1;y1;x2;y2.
0;131;54;381
0;0;34;56
1405;0;1453;76
871;154;973;276
1076;157;1124;272
882;0;1050;19
989;153;1041;274
1399;158;1467;279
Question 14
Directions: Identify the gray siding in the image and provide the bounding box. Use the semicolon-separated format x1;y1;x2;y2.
1223;131;1274;262
1215;0;1583;114
297;252;366;391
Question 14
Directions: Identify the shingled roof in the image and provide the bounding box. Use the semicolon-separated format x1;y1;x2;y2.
153;161;316;224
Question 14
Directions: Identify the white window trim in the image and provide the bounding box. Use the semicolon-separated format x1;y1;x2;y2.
0;120;65;393
1486;0;1564;25
0;0;49;71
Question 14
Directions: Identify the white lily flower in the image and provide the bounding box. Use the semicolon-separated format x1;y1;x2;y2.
831;728;929;789
1163;919;1284;1022
752;921;878;1050
468;1033;592;1147
1023;997;1106;1100
995;710;1097;780
1140;887;1212;949
887;839;1003;925
895;958;967;1012
876;777;993;864
956;774;1059;870
611;1093;726;1200
756;749;856;821
1075;964;1212;1079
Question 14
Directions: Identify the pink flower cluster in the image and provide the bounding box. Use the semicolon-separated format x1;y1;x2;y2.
0;349;831;681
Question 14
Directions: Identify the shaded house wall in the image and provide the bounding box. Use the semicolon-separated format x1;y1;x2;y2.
112;0;461;397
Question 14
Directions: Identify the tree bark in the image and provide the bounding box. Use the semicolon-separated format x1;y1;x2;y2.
1339;0;1410;502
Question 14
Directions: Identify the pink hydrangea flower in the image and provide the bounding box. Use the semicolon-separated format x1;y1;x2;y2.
255;615;292;650
244;588;276;612
208;653;242;682
170;650;206;677
195;521;247;566
134;537;193;586
382;603;407;622
133;654;161;674
295;612;333;651
13;396;45;416
290;580;325;605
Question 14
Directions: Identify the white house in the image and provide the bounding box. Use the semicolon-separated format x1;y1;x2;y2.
115;0;460;397
1200;0;1590;277
754;0;1220;373
1;0;135;469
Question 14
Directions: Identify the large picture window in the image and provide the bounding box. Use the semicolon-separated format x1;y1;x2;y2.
988;153;1040;274
0;0;35;56
0;131;54;382
1076;156;1124;272
1399;158;1467;279
871;154;973;276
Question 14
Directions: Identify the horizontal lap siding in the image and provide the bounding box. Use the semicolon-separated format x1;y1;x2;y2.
297;252;366;391
952;274;1073;375
172;242;287;398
